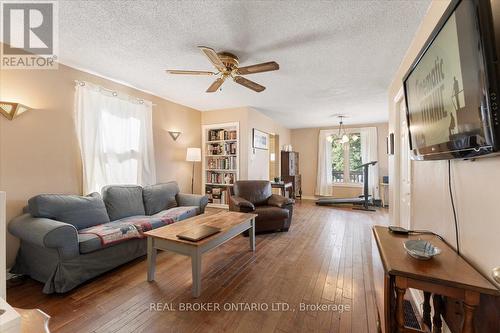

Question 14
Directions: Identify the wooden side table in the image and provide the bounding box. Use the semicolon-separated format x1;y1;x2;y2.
271;181;293;198
372;226;499;333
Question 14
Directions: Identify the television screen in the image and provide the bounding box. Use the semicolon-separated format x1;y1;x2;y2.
404;0;498;160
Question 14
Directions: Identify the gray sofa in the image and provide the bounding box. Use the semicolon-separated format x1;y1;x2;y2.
8;182;208;294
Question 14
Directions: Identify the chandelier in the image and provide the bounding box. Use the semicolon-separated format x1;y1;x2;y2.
338;116;349;144
327;115;357;145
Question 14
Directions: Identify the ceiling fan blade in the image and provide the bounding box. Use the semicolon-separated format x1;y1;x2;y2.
206;77;226;93
233;76;266;92
198;46;226;72
166;70;216;75
236;61;279;75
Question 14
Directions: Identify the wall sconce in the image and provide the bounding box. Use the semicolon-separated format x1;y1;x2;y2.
0;102;31;120
168;130;181;141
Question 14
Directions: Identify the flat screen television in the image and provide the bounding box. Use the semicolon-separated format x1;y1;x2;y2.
403;0;500;160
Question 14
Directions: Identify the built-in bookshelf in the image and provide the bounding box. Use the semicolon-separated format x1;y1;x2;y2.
202;122;239;209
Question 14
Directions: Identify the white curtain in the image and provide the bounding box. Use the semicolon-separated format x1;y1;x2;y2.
75;82;156;194
315;129;334;196
360;127;379;199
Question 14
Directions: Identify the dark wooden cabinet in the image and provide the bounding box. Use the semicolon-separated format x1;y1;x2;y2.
281;151;301;199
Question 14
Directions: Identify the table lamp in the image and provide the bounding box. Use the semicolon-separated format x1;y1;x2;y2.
186;148;201;193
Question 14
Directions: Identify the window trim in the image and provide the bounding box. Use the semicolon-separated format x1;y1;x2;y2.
332;182;363;188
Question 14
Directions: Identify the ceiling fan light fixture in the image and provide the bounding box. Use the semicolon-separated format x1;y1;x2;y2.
166;46;279;93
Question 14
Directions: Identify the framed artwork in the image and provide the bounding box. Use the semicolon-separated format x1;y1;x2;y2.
252;129;269;150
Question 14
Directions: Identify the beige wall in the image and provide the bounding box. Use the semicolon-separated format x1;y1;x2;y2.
291;123;388;198
247;108;291;180
201;107;291;181
388;0;500;286
0;62;201;267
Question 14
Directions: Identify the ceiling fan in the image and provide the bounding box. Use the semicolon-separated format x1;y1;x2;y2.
166;46;279;93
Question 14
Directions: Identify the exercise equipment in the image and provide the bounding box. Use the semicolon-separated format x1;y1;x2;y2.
316;161;377;211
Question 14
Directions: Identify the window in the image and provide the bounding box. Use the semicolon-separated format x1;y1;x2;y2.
331;133;363;184
100;110;142;186
317;127;378;198
75;82;156;194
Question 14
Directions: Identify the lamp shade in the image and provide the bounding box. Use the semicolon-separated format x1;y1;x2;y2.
186;147;201;162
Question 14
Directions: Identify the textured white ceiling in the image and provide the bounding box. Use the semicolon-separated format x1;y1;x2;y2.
57;0;431;128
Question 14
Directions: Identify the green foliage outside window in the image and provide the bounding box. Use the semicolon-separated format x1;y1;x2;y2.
331;138;344;172
349;135;362;171
331;133;363;183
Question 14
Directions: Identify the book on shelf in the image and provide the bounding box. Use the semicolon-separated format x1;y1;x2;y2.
208;129;237;142
206;186;228;205
223;173;234;184
205;126;238;206
207;142;237;156
206;171;235;185
225;142;237;155
207;156;237;170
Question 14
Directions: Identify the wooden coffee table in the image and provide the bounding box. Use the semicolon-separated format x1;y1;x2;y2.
144;211;257;297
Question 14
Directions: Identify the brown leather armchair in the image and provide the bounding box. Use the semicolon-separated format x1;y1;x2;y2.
229;180;294;233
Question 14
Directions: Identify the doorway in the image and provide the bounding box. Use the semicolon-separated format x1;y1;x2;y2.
391;87;413;228
399;102;412;229
269;134;279;181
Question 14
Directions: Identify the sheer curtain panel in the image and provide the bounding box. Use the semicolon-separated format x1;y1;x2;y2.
360;127;379;199
75;82;156;194
315;129;335;196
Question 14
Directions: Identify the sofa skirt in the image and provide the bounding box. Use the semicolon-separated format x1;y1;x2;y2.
11;238;147;294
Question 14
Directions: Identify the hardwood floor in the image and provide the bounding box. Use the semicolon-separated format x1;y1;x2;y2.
7;200;388;333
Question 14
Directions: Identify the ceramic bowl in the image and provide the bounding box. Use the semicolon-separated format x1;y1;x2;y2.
403;239;441;260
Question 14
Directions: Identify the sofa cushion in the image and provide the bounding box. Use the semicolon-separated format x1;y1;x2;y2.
102;185;145;221
78;233;103;254
153;206;198;221
143;182;179;215
28;192;110;230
